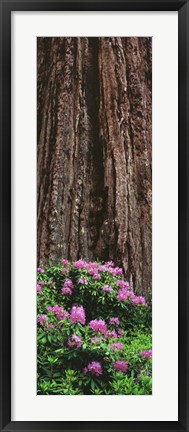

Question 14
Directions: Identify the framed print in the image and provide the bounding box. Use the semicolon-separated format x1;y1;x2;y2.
0;0;188;431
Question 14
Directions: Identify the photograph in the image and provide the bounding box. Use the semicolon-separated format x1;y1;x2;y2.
37;36;152;396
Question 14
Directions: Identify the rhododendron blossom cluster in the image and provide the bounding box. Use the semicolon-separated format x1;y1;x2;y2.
70;305;86;325
105;329;118;339
61;278;74;296
71;259;126;279
37;314;47;325
117;280;130;289
117;286;146;305
63;278;74;289
117;288;128;301
84;361;103;376
37;283;42;294
37;267;45;273
110;342;123;351
67;334;82;348
78;277;88;285
109;317;120;326
74;259;87;269
118;328;124;337
48;305;69;321
140;349;152;358
133;296;146;305
62;259;69;266
114;360;129;373
88;319;107;334
102;285;113;292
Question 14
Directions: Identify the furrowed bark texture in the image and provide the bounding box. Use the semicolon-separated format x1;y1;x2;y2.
37;37;152;296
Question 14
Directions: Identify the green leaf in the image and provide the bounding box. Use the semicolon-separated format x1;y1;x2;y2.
91;380;95;391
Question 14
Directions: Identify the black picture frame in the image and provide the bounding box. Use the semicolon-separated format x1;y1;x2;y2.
0;0;188;431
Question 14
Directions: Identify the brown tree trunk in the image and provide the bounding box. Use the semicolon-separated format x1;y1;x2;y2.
37;37;152;296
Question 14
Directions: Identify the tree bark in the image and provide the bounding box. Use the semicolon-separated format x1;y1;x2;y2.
37;37;152;296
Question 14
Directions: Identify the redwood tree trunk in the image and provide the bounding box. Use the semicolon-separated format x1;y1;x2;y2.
37;37;152;296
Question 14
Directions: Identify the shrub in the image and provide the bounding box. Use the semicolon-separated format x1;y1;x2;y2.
37;260;152;395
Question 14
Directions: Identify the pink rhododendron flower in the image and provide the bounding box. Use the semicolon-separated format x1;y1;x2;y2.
84;361;103;376
38;280;54;286
98;264;107;272
37;314;47;325
118;328;123;337
48;323;54;329
117;288;128;302
67;334;82;348
78;278;88;285
61;278;74;295
62;259;69;266
105;260;115;267
128;291;135;300
88;267;101;279
88;261;98;269
102;285;113;292
115;267;123;276
140;349;152;358
109;317;120;326
70;305;86;325
114;360;128;373
110;342;123;351
105;329;117;339
37;267;44;273
117;280;130;289
92;272;101;280
133;296;146;305
108;266;123;276
88;319;107;334
63;278;74;289
61;268;70;275
74;260;87;269
88;266;97;274
37;283;42;294
48;305;69;321
61;287;72;296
